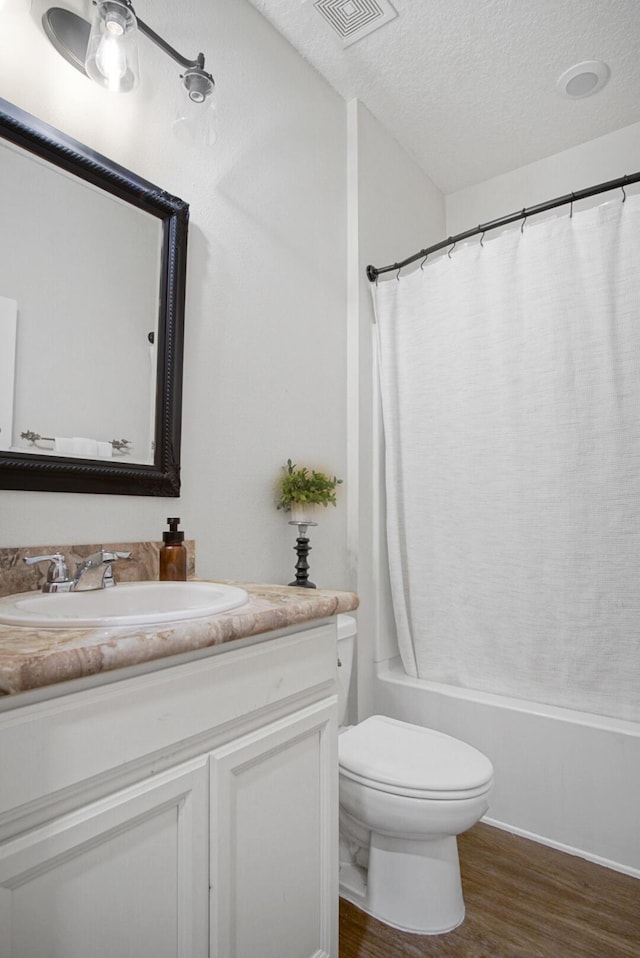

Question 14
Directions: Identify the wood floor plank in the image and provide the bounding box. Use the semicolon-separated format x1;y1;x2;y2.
338;823;640;958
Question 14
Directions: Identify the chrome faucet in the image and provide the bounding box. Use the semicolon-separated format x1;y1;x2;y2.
24;549;132;593
72;550;132;591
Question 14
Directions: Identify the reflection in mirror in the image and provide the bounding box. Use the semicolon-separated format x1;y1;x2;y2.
0;98;188;496
0;139;162;464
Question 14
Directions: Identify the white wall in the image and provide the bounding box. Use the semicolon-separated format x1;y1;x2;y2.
348;101;444;718
446;121;640;235
0;0;349;590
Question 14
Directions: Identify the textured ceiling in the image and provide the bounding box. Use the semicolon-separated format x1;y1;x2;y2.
247;0;640;193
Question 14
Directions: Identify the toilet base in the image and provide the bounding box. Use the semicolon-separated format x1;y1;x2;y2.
339;831;465;935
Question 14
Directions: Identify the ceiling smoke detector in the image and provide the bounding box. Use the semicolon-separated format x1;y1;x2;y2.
557;60;611;99
313;0;397;47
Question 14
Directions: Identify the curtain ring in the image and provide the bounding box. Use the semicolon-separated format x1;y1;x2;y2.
447;240;456;259
520;209;527;234
420;252;429;270
479;229;485;248
570;193;575;218
396;264;402;281
621;182;627;203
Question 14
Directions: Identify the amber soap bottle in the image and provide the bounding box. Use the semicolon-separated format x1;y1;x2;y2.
159;517;187;581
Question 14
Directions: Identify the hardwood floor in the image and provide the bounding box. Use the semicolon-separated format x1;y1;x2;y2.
339;823;640;958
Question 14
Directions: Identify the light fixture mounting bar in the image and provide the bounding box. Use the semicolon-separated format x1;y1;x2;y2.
134;12;205;72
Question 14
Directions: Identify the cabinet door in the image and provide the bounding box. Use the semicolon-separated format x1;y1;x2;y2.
0;757;209;958
210;698;338;958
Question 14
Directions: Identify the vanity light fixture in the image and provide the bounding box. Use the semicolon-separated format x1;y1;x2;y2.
43;0;216;144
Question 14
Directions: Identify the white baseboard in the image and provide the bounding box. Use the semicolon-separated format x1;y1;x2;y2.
482;816;640;881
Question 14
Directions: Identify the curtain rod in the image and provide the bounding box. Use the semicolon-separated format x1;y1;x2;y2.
366;171;640;283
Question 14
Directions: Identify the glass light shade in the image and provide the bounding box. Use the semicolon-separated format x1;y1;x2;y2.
173;70;217;147
85;0;139;93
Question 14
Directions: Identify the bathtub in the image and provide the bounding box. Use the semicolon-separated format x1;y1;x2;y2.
374;657;640;878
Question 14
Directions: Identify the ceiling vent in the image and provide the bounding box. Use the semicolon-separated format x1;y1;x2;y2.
313;0;397;47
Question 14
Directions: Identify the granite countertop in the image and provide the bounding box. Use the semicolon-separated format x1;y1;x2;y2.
0;582;359;698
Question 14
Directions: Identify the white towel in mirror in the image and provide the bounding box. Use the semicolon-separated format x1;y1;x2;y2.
54;437;113;458
96;441;113;458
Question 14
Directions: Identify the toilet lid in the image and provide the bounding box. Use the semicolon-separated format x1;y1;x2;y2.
338;715;493;795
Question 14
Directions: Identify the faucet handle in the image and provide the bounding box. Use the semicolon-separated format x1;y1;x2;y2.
76;549;132;570
97;550;133;589
24;553;71;590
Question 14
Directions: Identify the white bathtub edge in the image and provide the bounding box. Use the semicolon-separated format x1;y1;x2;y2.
377;657;640;735
374;656;640;875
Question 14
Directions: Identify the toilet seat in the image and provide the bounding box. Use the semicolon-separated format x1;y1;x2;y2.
338;715;494;934
339;715;493;801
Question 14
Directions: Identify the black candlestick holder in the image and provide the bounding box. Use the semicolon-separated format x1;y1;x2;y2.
288;520;317;588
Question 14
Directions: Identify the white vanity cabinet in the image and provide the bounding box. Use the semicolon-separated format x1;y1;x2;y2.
0;756;211;958
0;621;338;958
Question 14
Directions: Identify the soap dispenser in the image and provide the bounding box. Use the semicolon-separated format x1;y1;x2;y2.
159;517;187;581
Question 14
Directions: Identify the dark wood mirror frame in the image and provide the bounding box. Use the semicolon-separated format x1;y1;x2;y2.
0;97;188;497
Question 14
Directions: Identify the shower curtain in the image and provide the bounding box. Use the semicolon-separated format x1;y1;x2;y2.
373;194;640;722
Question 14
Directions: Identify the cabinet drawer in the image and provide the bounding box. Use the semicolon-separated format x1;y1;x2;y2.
0;622;337;819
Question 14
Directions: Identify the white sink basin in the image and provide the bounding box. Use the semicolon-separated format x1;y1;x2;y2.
0;581;249;628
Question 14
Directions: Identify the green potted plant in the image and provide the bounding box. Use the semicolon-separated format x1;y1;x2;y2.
277;459;343;523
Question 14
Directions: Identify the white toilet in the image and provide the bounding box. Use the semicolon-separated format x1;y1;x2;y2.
336;615;494;935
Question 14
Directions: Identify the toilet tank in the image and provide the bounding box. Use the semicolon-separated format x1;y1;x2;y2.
337;614;357;726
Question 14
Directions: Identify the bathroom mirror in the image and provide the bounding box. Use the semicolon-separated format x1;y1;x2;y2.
0;97;188;496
